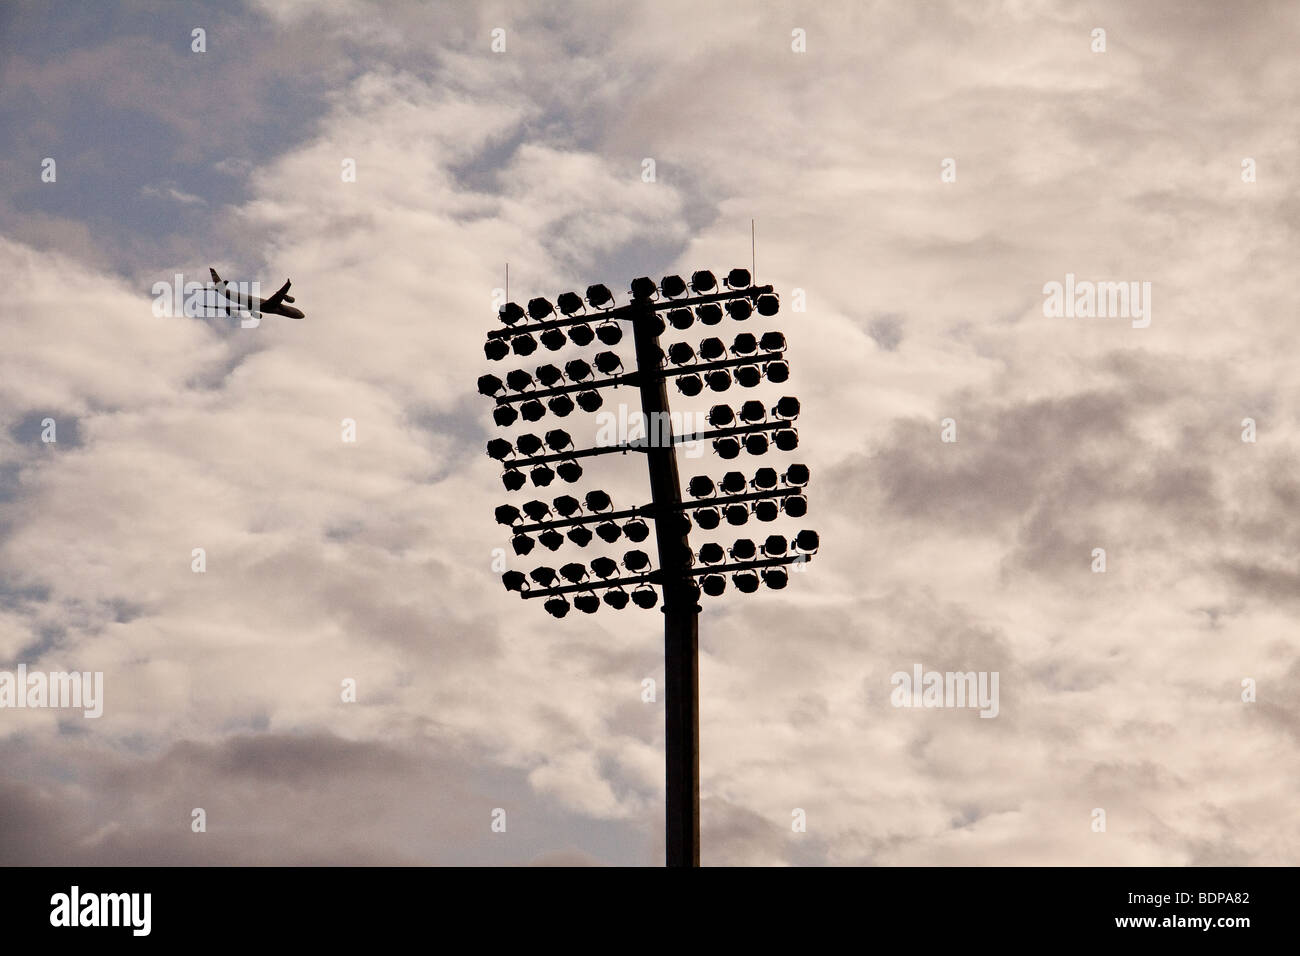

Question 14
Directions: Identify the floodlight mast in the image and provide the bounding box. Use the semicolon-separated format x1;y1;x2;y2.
629;295;700;868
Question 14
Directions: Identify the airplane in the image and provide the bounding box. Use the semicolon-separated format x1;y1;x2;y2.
209;267;305;319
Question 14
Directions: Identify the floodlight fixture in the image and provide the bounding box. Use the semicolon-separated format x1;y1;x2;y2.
499;302;526;326
690;270;716;293
565;359;593;382
725;504;749;526
516;433;544;456
511;334;538;356
774;396;801;419
575;391;603;413
696;303;723;326
596;322;623;346
731;333;758;355
538;529;565;550
568;324;595;347
698;542;725;564
511;534;534;556
773;428;799;451
725;267;751;289
795;530;820;553
530;567;558;587
743;434;769;456
593;351;623;375
694;507;720;530
714;437;740;459
763;568;788;590
604;588;630;609
661;275;687;298
505;369;533;393
567;526;594;546
699;337;725;360
486;438;513;461
530;465;555;487
493;405;519;427
677;374;704;397
544;429;573;451
783;464;809;486
585;490;612;511
574;591;601;614
553;494;581;517
764;360;790;383
701;574;726;596
520;400;546;422
756;294;780;317
668;308;694;331
502;570;528;592
556;460;583;483
706;370;732;392
521;500;550;522
720;472;747;494
783;495;808;517
527;297;555;320
623;519;651;542
739;400;766;423
560;562;588;584
668;342;696;366
502;469;526;491
725;299;752;321
706;406;733;428
590;556;619;579
759;331;786;352
534;364;563;388
624;549;651;572
753;500;779;522
631;585;659;609
495;504;522;526
752;467;778;489
733;571;759;593
730;539;757;561
586;284;614;309
485;339;510;361
596;521;622;544
735;365;761;388
544;596;571;618
763;534;787;556
630;276;658;300
547;395;575;417
557;291;585;315
544;324;569;345
478;374;504;397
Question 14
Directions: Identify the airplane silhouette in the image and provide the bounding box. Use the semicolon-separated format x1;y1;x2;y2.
209;267;304;319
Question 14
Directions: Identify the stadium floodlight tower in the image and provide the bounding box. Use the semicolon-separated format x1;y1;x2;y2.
478;266;817;867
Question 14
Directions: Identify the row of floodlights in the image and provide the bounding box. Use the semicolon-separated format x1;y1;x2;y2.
504;495;810;554
482;332;790;398
484;321;621;360
487;425;801;478
498;269;763;325
495;467;809;526
502;530;819;616
484;301;778;362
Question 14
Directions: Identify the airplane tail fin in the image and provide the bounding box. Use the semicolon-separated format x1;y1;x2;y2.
209;267;224;286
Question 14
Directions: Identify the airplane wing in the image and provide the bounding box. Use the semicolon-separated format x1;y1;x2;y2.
261;279;292;310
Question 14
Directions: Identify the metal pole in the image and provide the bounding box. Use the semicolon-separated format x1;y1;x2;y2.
630;297;700;867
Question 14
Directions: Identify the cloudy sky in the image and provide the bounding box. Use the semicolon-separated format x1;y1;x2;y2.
2;0;1297;865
